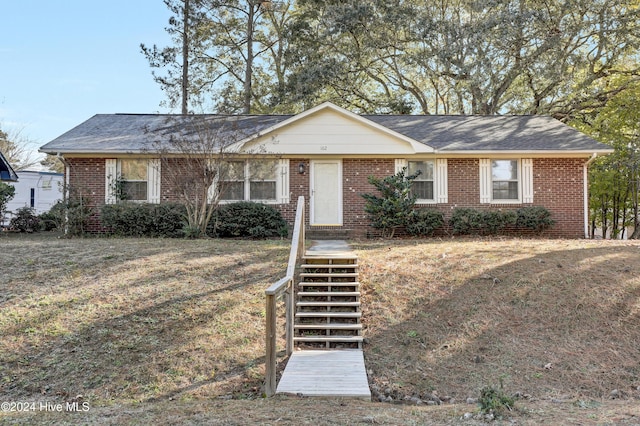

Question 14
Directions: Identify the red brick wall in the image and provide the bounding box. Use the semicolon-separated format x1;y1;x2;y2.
65;158;107;233
279;158;585;238
66;157;586;238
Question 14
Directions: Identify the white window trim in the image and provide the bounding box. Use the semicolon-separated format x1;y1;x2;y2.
480;158;533;204
395;158;447;204
104;158;161;204
217;159;289;205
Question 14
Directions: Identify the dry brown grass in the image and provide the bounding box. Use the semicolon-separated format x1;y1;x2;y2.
355;238;640;404
1;233;639;424
0;234;289;406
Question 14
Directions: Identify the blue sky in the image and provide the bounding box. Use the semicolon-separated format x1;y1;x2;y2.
1;1;173;158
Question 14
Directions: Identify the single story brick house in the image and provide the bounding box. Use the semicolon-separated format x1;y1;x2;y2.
40;102;612;238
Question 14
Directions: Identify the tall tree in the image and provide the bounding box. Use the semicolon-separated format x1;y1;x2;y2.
286;0;640;116
0;126;38;171
142;0;293;114
574;75;640;239
141;0;208;113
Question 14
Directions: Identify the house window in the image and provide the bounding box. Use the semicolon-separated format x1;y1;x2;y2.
491;160;519;200
119;159;148;201
219;159;278;202
408;160;434;201
219;161;245;201
249;160;277;201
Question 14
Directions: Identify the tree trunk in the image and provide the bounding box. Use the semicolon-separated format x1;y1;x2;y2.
243;3;255;114
182;0;190;114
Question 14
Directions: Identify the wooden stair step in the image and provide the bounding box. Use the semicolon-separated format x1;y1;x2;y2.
299;281;360;287
298;291;360;297
301;263;358;269
303;255;358;261
296;312;361;318
300;272;359;277
295;324;362;330
297;301;360;307
293;336;363;343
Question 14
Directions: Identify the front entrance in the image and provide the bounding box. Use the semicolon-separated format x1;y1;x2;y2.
310;160;342;226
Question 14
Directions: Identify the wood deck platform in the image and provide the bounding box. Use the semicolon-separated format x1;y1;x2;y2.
276;350;371;399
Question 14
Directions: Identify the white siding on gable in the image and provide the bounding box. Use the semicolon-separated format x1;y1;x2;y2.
479;158;492;204
244;109;427;155
436;159;448;203
148;159;161;204
105;159;117;204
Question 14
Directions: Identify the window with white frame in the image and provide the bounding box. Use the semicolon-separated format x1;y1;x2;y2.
219;159;280;202
491;160;519;200
105;158;161;204
479;158;533;204
395;158;448;203
119;159;148;201
219;161;245;201
408;160;435;201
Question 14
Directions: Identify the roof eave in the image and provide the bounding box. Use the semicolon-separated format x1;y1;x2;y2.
435;149;614;156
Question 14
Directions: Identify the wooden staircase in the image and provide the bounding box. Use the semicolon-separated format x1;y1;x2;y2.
294;254;363;349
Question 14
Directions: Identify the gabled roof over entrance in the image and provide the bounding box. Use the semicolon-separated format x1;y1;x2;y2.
40;102;612;156
0;151;18;182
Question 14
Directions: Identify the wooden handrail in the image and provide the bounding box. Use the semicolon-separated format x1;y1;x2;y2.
265;196;305;397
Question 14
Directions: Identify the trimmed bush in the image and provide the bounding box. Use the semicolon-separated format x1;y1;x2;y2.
208;202;288;239
101;203;186;237
406;208;445;236
10;207;40;232
450;206;554;235
482;210;517;234
516;206;555;232
450;208;485;235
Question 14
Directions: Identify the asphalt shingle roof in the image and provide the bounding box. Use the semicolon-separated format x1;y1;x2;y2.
40;112;610;154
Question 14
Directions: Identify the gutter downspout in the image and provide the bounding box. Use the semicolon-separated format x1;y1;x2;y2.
57;153;70;235
584;153;598;239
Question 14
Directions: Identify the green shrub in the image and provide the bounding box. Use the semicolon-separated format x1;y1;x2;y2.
101;203;186;237
516;206;554;232
0;182;15;222
10;207;40;232
482;210;518;234
39;202;66;231
209;202;288;239
361;168;420;238
479;385;515;416
451;208;541;235
406;208;445;236
449;208;485;235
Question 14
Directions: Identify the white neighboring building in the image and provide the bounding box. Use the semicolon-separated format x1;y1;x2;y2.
6;170;64;215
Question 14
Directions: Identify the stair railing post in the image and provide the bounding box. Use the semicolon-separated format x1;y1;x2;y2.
285;280;293;356
265;292;277;397
263;196;305;397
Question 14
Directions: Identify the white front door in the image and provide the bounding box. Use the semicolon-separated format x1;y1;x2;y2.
311;160;342;225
